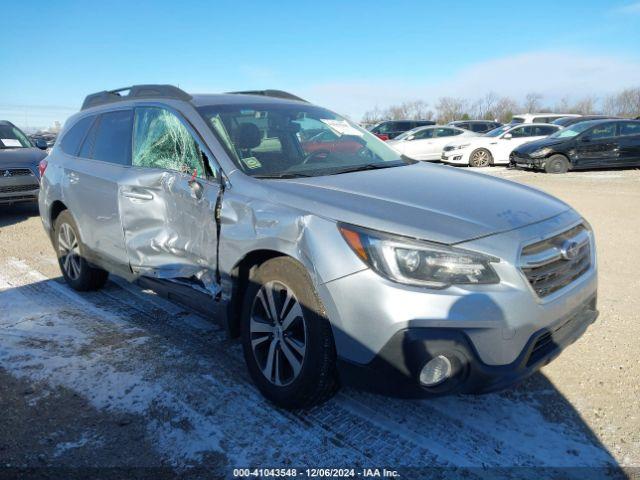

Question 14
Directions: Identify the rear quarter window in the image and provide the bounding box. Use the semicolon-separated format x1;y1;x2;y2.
60;116;95;156
533;125;558;136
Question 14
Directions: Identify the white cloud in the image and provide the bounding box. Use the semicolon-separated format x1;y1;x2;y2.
298;51;640;119
613;1;640;14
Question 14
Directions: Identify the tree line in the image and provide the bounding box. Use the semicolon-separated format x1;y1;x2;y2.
361;87;640;124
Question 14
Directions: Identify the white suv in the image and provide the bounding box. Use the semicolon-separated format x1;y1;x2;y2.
510;113;580;124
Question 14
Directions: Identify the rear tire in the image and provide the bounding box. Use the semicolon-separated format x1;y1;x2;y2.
469;148;492;167
544;154;570;174
241;257;338;409
53;210;109;291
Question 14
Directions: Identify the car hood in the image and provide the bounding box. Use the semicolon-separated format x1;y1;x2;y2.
514;137;569;154
263;162;570;244
0;147;47;169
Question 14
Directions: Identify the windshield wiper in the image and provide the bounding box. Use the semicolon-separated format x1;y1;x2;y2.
254;172;314;179
327;162;404;176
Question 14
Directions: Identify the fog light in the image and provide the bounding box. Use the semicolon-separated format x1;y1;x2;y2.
420;355;452;386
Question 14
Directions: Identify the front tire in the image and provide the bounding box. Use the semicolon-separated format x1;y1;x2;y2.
241;257;337;409
544;154;570;174
469;148;492;167
53;210;109;291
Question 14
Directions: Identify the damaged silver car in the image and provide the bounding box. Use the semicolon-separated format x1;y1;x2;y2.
39;85;598;408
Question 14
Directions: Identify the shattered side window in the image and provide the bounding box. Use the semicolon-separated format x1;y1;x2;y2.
133;107;204;177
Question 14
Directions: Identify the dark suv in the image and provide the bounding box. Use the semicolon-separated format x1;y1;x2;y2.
369;120;435;140
511;119;640;173
448;120;502;134
0;120;48;205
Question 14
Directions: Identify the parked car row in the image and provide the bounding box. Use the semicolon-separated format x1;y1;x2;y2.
441;123;561;167
386;125;478;161
383;114;640;173
368;120;435;140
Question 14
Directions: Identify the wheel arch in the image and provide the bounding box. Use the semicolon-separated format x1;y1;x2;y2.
50;200;68;225
226;249;293;338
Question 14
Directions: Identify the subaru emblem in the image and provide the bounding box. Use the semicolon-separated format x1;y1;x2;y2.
560;240;580;260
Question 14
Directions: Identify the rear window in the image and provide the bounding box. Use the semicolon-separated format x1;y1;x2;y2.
60;116;95;155
91;110;133;165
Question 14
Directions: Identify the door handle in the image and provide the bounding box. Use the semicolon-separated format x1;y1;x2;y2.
122;191;154;201
188;179;204;200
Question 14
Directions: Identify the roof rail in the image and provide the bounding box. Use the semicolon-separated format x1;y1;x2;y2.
227;90;308;103
81;84;192;110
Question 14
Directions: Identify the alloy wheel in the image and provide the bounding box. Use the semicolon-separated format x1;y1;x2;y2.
249;281;307;386
58;223;81;281
471;150;490;167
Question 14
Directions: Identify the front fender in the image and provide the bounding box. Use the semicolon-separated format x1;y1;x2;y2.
217;190;367;299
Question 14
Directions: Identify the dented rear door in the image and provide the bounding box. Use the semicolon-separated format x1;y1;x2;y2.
118;106;220;292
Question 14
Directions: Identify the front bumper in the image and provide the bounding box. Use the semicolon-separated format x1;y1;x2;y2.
0;173;39;205
510;154;544;170
318;209;598;395
338;294;597;396
441;149;470;164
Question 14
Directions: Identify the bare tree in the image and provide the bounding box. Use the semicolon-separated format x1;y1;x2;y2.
360;86;639;126
602;87;640;117
471;92;499;120
401;100;434;120
361;106;385;125
523;92;543;113
362;101;434;123
553;96;571;113
572;96;598;115
435;97;469;123
493;97;519;123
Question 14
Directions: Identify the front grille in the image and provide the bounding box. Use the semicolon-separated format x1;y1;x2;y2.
520;224;591;297
2;168;34;176
0;184;39;194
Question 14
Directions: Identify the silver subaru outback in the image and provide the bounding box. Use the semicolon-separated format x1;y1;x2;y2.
39;85;598;408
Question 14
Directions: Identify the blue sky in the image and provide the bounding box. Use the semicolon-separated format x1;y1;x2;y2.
1;0;639;128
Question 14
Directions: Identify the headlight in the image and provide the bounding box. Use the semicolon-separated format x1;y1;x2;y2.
529;147;553;158
339;224;500;288
454;143;470;150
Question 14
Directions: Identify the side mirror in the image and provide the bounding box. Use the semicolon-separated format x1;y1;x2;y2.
580;135;591;143
34;138;48;150
502;133;512;140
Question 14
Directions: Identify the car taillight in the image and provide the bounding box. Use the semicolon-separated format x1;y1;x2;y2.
375;133;389;141
38;159;48;178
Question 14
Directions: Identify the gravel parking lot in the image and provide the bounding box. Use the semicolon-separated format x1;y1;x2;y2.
0;166;638;478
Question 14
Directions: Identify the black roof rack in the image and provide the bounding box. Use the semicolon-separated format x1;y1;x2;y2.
227;90;308;103
81;84;192;110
